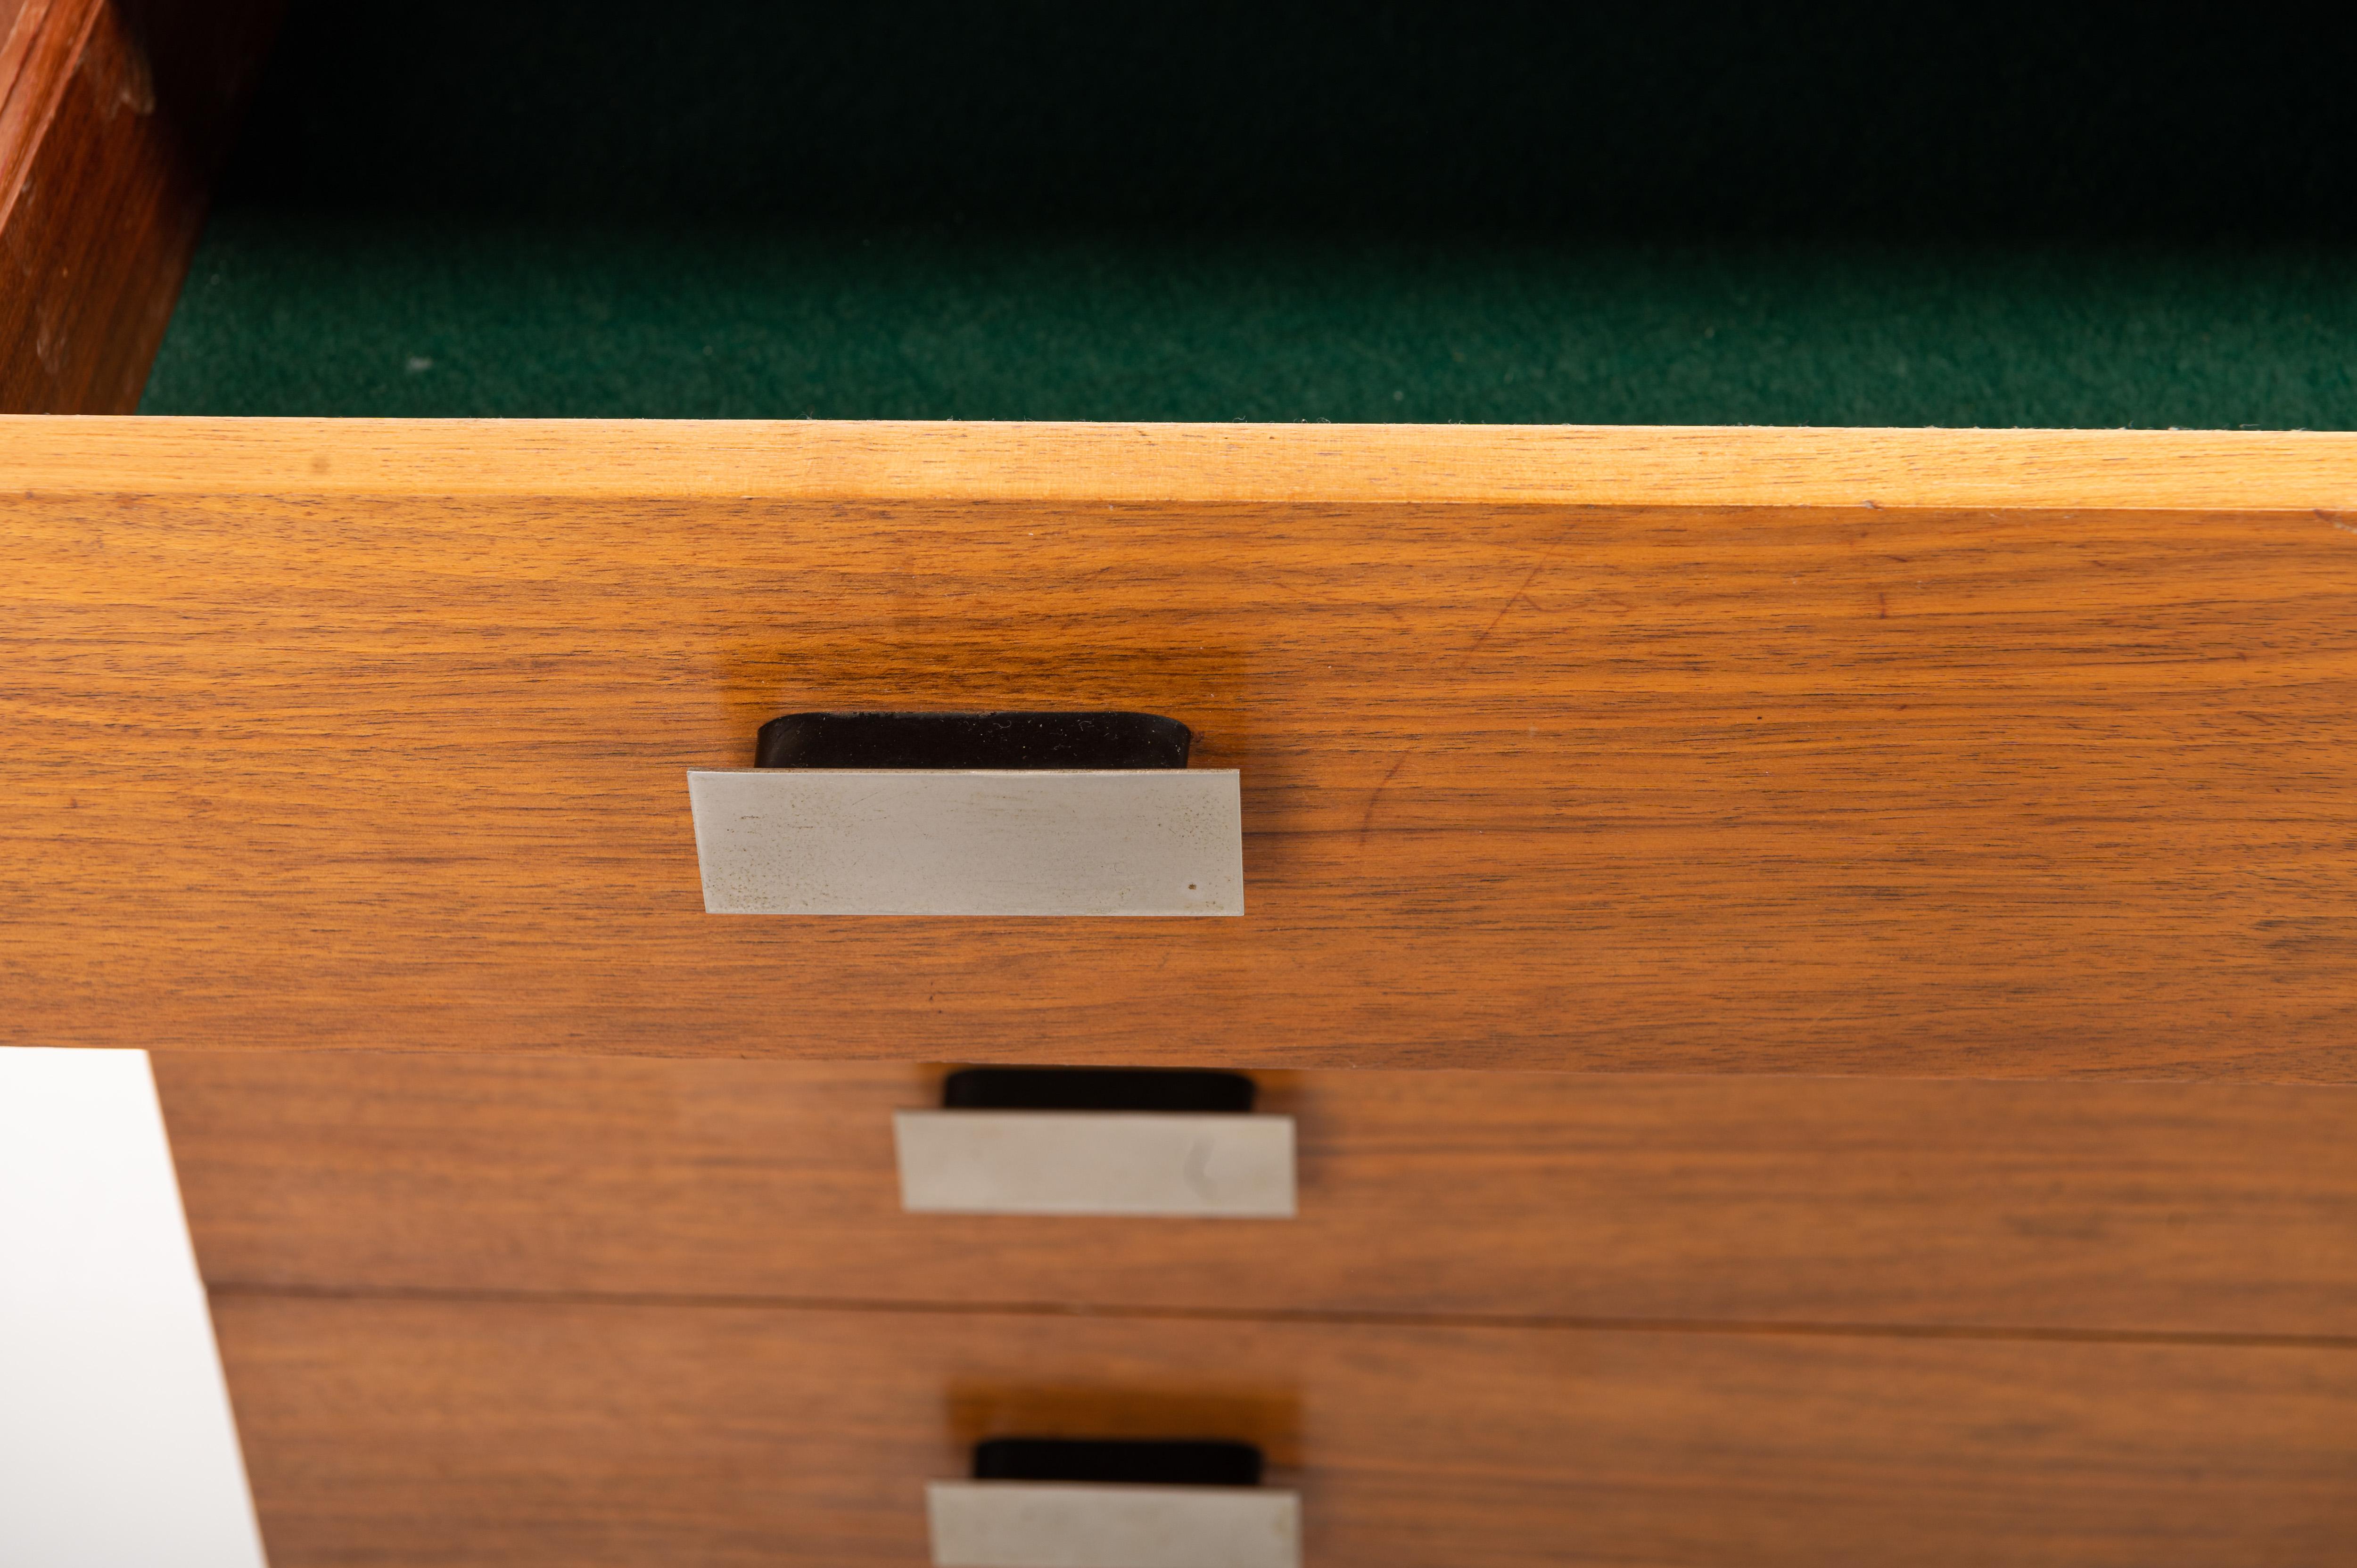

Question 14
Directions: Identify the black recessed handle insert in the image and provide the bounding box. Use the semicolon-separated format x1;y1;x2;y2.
973;1438;1265;1489
757;711;1191;770
942;1067;1256;1115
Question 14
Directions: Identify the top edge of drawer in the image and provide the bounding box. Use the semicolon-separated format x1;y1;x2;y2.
6;416;2355;511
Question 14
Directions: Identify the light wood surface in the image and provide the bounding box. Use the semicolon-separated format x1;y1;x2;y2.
10;420;2357;1074
157;1053;2357;1338
212;1293;2357;1567
6;415;2357;507
0;6;279;412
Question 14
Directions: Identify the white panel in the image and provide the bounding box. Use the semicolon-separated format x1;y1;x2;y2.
0;1049;269;1568
895;1112;1296;1217
927;1482;1301;1568
688;768;1243;916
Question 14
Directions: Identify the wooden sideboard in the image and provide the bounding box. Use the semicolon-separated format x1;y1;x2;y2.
8;5;2356;1563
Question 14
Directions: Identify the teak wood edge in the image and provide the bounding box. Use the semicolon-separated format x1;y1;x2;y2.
0;5;282;412
5;415;2356;509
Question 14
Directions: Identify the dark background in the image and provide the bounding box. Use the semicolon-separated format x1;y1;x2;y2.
141;1;2357;423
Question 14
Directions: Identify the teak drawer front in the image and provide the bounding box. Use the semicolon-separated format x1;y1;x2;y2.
11;420;2357;1077
157;1053;2357;1338
214;1295;2357;1568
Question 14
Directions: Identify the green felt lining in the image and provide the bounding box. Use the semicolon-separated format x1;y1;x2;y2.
141;2;2357;426
142;220;2357;427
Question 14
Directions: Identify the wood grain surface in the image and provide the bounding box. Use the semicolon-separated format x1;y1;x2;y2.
157;1052;2357;1338
212;1293;2357;1568
8;420;2357;1075
5;416;2357;508
0;4;279;412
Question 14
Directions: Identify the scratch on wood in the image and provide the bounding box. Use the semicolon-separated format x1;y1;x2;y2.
1464;557;1552;657
1359;752;1412;845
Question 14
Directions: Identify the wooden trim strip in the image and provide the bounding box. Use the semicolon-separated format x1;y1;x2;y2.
5;415;2356;509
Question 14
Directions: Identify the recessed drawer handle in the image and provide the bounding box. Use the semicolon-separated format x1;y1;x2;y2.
895;1068;1295;1218
929;1439;1299;1568
687;710;1242;916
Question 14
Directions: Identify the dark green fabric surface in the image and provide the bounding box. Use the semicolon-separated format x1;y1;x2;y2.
142;1;2357;426
145;220;2357;425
